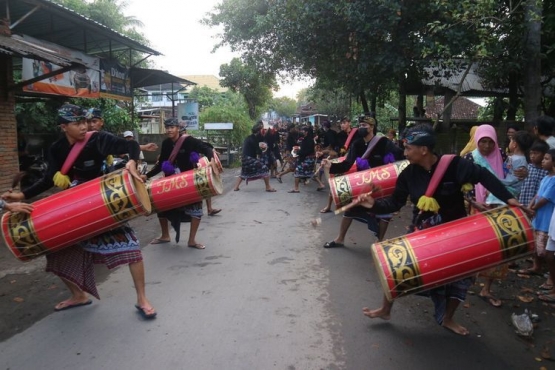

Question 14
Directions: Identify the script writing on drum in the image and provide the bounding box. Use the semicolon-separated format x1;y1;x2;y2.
154;176;189;194
354;167;392;186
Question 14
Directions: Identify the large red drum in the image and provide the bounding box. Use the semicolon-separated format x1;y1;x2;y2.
329;156;357;175
329;160;409;207
147;166;223;213
371;206;534;301
198;153;223;174
2;170;151;262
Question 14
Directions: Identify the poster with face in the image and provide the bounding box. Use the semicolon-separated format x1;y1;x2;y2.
99;59;132;101
21;35;100;98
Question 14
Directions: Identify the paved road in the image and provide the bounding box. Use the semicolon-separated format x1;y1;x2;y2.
0;169;552;369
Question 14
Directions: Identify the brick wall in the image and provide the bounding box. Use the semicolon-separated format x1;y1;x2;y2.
0;55;18;191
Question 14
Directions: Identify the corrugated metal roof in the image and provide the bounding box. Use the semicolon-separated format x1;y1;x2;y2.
421;62;506;95
131;68;196;89
0;33;83;66
2;0;160;57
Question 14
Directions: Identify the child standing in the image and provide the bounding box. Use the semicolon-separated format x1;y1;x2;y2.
486;130;534;205
480;130;533;306
517;140;549;275
535;149;555;301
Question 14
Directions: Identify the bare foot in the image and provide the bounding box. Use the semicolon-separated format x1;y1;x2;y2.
442;318;469;336
362;307;391;320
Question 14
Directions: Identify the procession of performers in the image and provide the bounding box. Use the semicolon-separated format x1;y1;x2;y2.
2;106;552;337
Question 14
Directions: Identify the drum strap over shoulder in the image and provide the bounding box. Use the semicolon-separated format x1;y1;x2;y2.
416;154;455;213
361;135;382;160
61;131;95;175
168;134;189;164
53;131;95;189
344;128;358;150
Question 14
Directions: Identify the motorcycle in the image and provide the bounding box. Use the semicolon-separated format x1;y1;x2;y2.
15;154;48;189
110;156;148;175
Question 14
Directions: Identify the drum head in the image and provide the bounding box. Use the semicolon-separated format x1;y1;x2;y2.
128;172;152;214
207;166;224;196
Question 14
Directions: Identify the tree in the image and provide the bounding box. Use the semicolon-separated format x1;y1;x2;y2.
205;1;453;133
219;58;277;120
206;0;555;132
305;84;353;121
188;86;225;111
269;96;297;119
199;92;252;148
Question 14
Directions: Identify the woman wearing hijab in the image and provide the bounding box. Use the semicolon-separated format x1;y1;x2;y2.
463;124;509;307
464;125;505;206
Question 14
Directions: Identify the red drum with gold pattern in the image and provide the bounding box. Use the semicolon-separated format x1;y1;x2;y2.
329;160;409;207
371;206;534;301
147;166;223;213
329;156;357;175
2;170;151;262
198;153;223;174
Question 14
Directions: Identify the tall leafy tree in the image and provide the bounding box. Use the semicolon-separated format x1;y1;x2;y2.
199;92;252;147
269;96;297;119
219;58;277;120
188;86;225;111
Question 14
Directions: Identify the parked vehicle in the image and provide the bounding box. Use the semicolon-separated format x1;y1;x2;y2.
17;155;48;188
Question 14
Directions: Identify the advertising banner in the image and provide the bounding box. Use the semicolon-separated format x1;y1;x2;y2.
177;102;199;130
21;35;100;98
99;59;132;101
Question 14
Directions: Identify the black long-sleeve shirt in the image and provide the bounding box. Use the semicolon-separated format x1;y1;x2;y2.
286;131;300;152
329;136;403;174
297;126;315;161
147;135;214;177
323;129;338;150
264;129;279;152
241;134;263;159
23;131;140;199
370;155;514;225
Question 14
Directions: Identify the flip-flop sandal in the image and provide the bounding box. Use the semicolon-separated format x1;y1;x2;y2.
233;188;240;191
276;177;283;183
54;299;92;312
151;238;170;244
188;243;206;250
208;209;222;216
320;208;331;213
478;294;502;307
316;187;325;191
134;304;157;319
266;189;277;192
538;283;554;290
538;294;555;303
323;241;344;248
517;269;543;276
288;190;300;193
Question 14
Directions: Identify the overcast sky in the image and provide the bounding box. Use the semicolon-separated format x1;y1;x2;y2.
126;0;310;99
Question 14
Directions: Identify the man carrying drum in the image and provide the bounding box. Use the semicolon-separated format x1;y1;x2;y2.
320;114;403;247
145;118;215;248
1;104;157;319
355;124;522;335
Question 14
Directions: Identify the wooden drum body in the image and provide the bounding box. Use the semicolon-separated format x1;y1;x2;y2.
198;153;223;174
2;170;151;262
147;166;223;213
329;156;356;175
329;160;409;207
371;206;534;301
